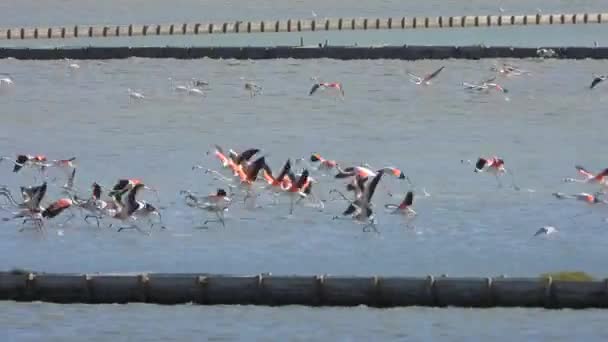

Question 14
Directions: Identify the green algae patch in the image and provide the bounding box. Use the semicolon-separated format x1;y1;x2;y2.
541;271;595;282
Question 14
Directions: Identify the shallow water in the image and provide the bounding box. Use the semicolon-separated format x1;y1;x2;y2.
0;57;607;277
2;2;608;340
4;303;608;341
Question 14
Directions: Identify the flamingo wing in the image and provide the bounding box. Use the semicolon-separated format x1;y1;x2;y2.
423;66;445;82
575;165;594;179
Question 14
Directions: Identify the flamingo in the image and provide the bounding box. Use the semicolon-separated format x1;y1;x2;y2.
128;88;145;100
0;74;14;86
462;76;508;93
309;153;338;171
564;166;608;189
385;191;416;217
309;82;344;97
534;226;558;236
407;66;445;85
332;170;384;232
245;82;263;97
182;188;231;227
73;183;111;227
590;75;607;89
115;183;163;233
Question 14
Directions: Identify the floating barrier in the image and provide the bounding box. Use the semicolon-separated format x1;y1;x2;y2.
1;271;608;308
0;45;607;60
0;12;606;41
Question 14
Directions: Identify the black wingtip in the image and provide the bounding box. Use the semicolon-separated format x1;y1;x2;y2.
475;158;487;171
404;191;414;206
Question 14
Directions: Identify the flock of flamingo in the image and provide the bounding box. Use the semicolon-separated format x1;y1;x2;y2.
0;144;606;236
0;60;606;236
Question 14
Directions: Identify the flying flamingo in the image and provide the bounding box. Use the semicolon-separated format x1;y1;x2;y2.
407;66;445;85
564;166;608;190
332;170;384;232
309;82;344;97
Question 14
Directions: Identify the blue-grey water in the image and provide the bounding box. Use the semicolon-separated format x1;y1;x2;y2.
1;56;608;341
1;0;608;47
2;1;608;341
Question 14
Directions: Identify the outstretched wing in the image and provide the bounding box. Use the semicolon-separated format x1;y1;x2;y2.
13;155;28;173
364;170;384;202
127;183;145;215
475;158;487;172
236;148;259;165
407;72;421;83
402;191;414;207
276;159;292;182
482;76;496;84
66;168;76;189
246;156;266;181
575;165;594;179
295;169;309;189
92;183;102;199
309;83;321;96
423;66;445;82
29;182;48;210
590;77;604;89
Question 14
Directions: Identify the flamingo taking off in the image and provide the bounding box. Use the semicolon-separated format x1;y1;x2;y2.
333;170;384;232
128;88;145;100
463;76;508;93
590;75;607;89
116;183;163;233
309;153;338;171
552;192;607;204
182;188;232;227
309;82;344;97
407;66;445;85
564;166;608;188
385;191;416;217
12;154;48;173
245;82;263;97
534;226;557;236
0;74;14;86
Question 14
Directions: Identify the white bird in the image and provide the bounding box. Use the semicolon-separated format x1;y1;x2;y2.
128;88;145;100
0;74;14;85
534;226;557;236
68;63;80;70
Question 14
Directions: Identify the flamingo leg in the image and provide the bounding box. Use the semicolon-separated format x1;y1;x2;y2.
117;224;150;235
495;174;503;188
84;215;101;228
203;214;224;227
362;222;380;234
